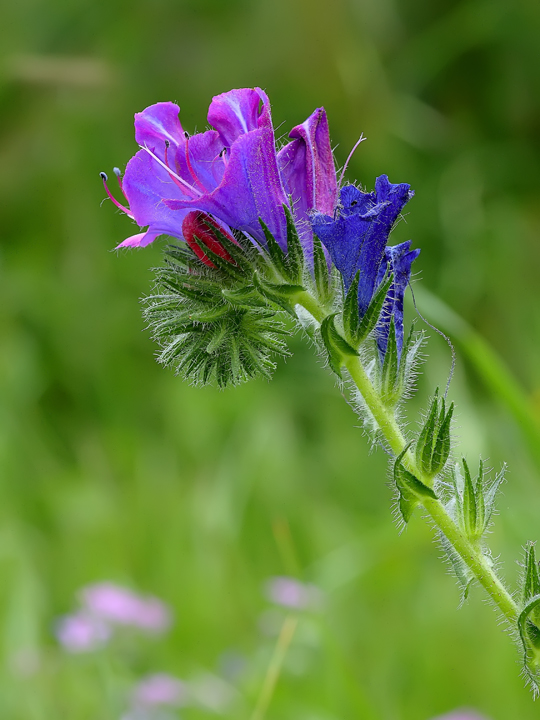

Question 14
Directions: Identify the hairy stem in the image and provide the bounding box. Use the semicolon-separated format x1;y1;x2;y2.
295;293;518;625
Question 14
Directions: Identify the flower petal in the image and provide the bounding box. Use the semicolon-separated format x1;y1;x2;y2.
376;241;421;359
311;178;414;314
208;87;271;148
134;102;186;153
165;124;288;248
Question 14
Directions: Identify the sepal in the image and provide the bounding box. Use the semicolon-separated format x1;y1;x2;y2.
415;389;454;479
393;445;437;523
253;272;304;316
342;271;393;350
312;232;333;305
450;460;505;543
143;245;291;388
379;318;400;407
320;314;358;378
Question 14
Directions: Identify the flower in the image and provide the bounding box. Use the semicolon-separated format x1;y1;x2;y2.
132;673;188;708
264;576;324;610
80;582;172;633
311;176;419;358
105;88;336;256
55;612;111;653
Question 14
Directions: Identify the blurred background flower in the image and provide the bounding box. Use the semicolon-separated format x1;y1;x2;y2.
1;0;540;717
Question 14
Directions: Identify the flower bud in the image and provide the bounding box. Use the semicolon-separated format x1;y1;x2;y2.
182;211;238;268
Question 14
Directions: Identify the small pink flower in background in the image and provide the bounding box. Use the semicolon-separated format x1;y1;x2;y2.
132;673;188;707
55;612;110;652
264;576;323;611
430;710;491;720
80;582;172;633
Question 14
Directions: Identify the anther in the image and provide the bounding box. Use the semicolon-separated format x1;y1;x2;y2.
100;170;133;218
113;167;122;177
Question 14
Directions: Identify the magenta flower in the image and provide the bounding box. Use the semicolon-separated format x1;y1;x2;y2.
106;88;336;255
55;612;110;653
80;582;172;633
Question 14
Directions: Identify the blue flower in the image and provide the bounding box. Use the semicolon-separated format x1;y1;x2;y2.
311;175;419;359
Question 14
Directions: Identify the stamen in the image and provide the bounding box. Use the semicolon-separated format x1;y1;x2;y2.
184;134;207;193
100;171;134;218
113;166;129;202
338;134;366;187
142;144;201;199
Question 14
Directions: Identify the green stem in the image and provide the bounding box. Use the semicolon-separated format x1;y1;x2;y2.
250;614;298;720
295;293;518;625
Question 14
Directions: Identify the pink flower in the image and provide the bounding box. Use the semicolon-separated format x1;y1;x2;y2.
264;576;323;610
55;612;110;653
132;673;188;707
80;582;172;633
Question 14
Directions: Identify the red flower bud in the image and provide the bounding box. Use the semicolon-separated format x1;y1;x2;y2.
182;211;238;268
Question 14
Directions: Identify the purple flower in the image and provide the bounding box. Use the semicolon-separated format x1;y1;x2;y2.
278;107;338;254
55;612;111;653
80;582;172;633
311;176;418;358
132;673;188;707
107;88;336;257
264;576;323;610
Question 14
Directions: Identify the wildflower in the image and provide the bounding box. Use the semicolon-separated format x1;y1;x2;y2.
55;612;110;653
80;582;172;633
106;88;336;256
264;576;323;611
132;673;188;708
311;176;419;358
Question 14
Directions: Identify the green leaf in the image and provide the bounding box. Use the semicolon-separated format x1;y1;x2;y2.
474;459;485;536
283;204;304;283
461;458;478;540
259;218;289;279
523;544;540;605
482;465;505;531
430;402;454;475
320;313;358;377
416;390;439;475
312;232;331;303
518;593;540;694
394;445;437;523
252;273;304;316
355;272;393;345
191;235;247;282
380;318;400;406
342;271;360;343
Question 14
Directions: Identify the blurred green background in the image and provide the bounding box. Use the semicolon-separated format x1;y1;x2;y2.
1;0;540;717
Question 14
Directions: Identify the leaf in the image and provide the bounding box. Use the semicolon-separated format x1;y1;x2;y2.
283;204;304;283
342;271;360;343
523;543;540;605
320;313;358;377
312;232;331;303
252;272;304;316
355;272;393;345
461;458;478;540
416;390;439;475
394;445;437;523
482;465;506;532
430;402;454;475
259;218;289;279
518;593;540;694
380;318;400;406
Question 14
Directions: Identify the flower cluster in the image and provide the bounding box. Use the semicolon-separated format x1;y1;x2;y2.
56;582;171;652
104;87;420;389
